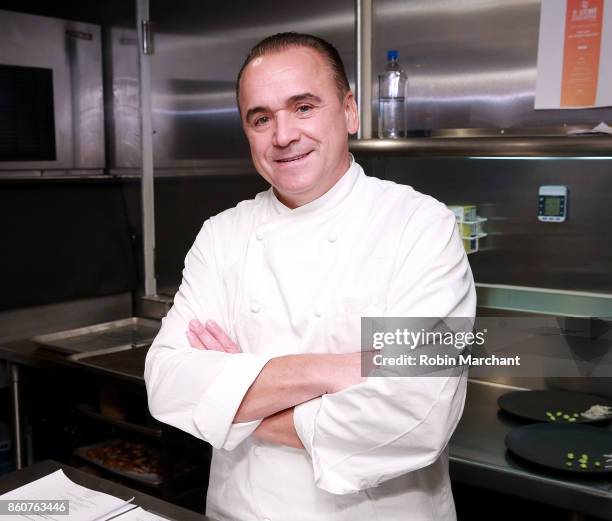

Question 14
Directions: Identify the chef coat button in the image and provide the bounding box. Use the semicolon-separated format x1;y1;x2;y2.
254;447;262;456
251;303;261;313
255;230;264;241
359;479;369;489
314;308;323;318
327;233;337;243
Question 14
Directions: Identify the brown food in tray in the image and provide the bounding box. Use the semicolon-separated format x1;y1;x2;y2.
86;440;161;475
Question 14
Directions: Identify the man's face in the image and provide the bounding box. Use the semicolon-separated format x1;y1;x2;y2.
238;46;359;209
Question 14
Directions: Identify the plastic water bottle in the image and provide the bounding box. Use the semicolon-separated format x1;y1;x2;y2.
378;50;407;139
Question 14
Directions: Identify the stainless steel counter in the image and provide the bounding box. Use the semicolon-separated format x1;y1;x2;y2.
2;338;612;518
450;380;612;519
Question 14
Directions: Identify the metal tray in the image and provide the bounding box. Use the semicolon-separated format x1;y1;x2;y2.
74;438;163;486
32;317;160;356
72;345;150;379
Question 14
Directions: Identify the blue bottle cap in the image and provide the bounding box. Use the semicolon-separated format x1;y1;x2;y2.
387;50;399;60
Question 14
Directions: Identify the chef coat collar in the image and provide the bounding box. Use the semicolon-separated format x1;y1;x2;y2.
269;154;360;216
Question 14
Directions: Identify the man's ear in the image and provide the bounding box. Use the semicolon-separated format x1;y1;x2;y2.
344;91;359;135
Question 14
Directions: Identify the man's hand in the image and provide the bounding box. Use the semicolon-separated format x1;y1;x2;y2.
253;407;304;449
186;319;241;353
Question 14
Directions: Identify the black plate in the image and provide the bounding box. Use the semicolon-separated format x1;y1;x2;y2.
505;423;612;474
498;390;612;424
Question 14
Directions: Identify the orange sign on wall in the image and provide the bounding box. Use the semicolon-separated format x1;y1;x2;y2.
561;0;604;106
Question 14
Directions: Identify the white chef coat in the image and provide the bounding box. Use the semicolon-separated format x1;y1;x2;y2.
145;159;476;521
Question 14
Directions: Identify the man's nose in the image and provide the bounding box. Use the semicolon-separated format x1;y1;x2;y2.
273;112;300;147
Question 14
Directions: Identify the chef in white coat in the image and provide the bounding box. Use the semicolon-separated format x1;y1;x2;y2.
145;32;476;521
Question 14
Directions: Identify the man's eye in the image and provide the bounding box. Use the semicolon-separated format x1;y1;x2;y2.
254;116;270;126
297;105;312;114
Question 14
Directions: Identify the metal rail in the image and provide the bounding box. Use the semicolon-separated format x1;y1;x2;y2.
356;0;373;139
136;0;157;296
350;136;612;157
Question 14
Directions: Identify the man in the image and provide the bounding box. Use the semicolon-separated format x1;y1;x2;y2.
145;33;475;521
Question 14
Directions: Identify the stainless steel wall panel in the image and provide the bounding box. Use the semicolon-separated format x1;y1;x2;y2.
106;28;141;168
357;155;612;293
149;0;356;163
0;10;105;170
373;0;612;132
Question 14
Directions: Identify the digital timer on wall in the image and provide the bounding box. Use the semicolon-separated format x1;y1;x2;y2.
538;185;568;223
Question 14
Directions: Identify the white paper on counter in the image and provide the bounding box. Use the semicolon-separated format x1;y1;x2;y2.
0;469;135;521
535;0;612;109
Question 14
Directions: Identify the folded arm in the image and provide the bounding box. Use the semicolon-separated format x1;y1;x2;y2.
292;202;477;494
145;219;364;451
145;221;271;450
186;319;363;448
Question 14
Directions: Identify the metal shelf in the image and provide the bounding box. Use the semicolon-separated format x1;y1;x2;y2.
350;136;612;158
76;403;163;439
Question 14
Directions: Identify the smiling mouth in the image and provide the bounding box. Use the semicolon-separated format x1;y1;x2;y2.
275;151;311;163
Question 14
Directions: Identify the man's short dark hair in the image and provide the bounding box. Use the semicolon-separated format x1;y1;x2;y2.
236;32;351;105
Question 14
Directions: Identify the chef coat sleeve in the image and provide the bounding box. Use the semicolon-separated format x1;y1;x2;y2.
145;219;273;450
293;201;476;494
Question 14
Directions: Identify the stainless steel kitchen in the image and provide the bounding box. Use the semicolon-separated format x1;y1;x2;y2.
0;1;611;520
